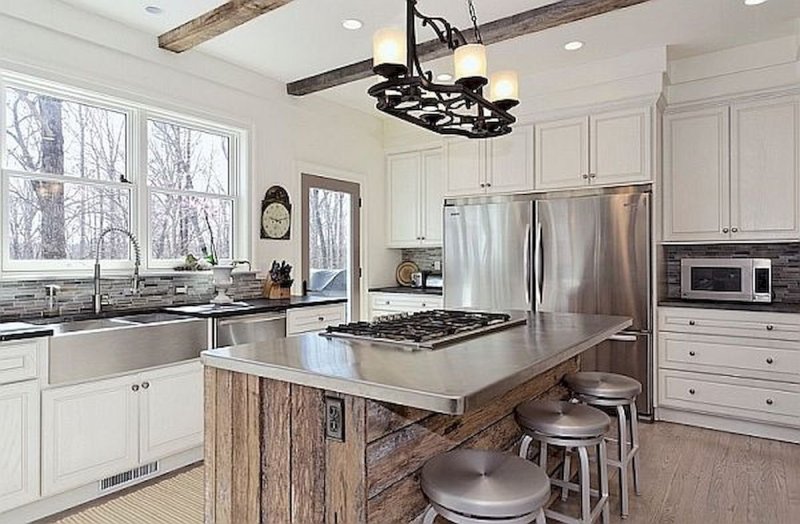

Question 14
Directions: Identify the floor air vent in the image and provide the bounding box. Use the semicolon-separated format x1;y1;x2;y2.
99;462;159;491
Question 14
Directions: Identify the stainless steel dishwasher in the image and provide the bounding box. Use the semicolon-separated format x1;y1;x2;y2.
213;312;287;348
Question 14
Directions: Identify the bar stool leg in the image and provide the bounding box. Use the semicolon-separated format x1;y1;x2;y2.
535;508;547;524
520;435;533;460
561;448;572;502
630;400;642;496
578;445;591;523
422;505;437;524
598;439;610;524
539;441;548;472
616;404;629;518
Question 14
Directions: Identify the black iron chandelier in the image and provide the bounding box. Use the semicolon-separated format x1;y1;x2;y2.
368;0;519;139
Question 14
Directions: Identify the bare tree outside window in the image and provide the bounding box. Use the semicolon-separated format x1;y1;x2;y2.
3;87;130;261
308;188;350;297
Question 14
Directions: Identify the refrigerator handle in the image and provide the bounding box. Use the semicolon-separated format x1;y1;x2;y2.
524;223;531;307
534;221;543;308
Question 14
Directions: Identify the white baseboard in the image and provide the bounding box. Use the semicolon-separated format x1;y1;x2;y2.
657;407;800;444
0;447;202;524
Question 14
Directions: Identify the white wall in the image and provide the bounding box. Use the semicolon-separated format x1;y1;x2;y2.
0;0;399;302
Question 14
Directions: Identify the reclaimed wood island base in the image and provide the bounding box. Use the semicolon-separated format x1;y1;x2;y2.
202;312;631;524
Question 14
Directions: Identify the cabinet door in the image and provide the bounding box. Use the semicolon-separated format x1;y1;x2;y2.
488;124;534;194
730;96;800;241
663;107;730;242
386;152;422;247
0;381;39;513
534;116;589;190
139;362;203;463
445;139;485;196
42;375;139;496
590;107;651;185
421;149;444;246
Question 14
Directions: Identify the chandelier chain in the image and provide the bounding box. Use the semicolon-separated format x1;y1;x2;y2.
467;0;483;44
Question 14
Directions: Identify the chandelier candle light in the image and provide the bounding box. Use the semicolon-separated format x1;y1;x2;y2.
369;0;519;139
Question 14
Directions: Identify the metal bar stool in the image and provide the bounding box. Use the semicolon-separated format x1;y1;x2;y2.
515;400;611;524
421;449;550;524
564;372;642;518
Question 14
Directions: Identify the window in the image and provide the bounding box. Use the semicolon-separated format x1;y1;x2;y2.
1;77;245;274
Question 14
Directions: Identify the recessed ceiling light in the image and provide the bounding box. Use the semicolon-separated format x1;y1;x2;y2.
744;0;768;5
144;5;163;15
564;40;584;51
436;73;453;82
342;19;363;30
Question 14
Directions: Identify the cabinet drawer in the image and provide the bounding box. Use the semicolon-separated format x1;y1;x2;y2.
286;304;347;336
0;341;40;385
658;332;800;383
659;370;800;428
370;293;442;312
658;307;800;341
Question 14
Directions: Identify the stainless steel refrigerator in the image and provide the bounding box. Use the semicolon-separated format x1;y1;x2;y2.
444;187;652;416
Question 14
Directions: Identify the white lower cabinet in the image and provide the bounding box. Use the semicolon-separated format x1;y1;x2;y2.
0;380;39;513
370;292;443;319
657;307;800;440
42;361;202;496
286;304;348;336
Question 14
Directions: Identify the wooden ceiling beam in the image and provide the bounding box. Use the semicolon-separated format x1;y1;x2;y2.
286;0;653;96
159;0;294;53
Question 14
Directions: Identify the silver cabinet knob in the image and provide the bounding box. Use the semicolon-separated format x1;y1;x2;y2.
689;320;696;326
142;381;150;389
766;398;774;406
731;227;739;233
689;351;696;357
689;388;696;395
722;228;729;233
766;357;774;365
131;384;140;392
766;324;774;331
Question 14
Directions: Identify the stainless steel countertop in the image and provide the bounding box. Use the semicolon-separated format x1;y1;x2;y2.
202;312;631;415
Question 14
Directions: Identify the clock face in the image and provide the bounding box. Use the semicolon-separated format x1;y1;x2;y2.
262;202;290;239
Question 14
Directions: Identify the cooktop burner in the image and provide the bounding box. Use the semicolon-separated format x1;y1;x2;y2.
322;309;526;350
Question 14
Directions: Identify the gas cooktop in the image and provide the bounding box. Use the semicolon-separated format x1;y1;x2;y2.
322;309;527;350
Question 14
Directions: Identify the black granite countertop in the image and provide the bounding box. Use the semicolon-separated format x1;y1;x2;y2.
658;299;800;314
163;296;348;319
369;286;443;296
0;322;54;342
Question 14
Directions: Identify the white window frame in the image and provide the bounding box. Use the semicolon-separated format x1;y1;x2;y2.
0;73;249;277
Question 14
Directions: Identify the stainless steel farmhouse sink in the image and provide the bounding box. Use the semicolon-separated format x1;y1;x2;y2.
38;313;207;385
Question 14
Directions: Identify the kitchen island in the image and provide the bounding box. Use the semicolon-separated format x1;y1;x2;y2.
201;311;631;524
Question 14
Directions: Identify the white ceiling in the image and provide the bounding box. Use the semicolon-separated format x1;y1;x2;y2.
59;0;800;111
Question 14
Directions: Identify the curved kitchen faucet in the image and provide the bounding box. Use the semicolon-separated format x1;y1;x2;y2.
94;227;142;314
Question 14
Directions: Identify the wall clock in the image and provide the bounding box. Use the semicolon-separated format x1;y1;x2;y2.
260;186;291;240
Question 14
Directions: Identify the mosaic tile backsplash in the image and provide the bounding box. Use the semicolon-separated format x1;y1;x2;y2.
401;248;442;272
664;244;800;304
0;272;265;321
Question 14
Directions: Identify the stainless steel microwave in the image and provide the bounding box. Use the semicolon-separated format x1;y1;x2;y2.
680;258;772;303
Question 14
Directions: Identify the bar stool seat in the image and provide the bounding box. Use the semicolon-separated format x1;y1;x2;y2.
421;449;550;523
565;372;642;400
516;399;611;438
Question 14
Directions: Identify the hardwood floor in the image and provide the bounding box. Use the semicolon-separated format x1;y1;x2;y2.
42;422;799;524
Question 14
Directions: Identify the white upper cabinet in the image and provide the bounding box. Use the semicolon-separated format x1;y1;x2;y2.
730;96;800;241
535;116;589;190
0;381;39;513
488;125;535;194
663;94;800;243
663;107;731;242
386;148;444;247
590;107;652;185
444;139;484;196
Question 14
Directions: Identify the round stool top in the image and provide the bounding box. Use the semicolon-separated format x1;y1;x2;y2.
421;449;550;519
565;372;642;399
515;399;610;438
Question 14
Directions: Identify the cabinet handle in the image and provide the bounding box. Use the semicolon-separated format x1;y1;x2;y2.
722;228;729;233
689;351;696;357
131;384;140;392
480;183;486;188
318;316;325;322
582;174;589;179
421;303;427;307
141;381;150;389
766;324;774;331
486;182;492;187
766;398;774;406
766;357;774;365
731;227;739;233
688;388;696;395
385;301;391;305
688;320;696;326
590;173;597;179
